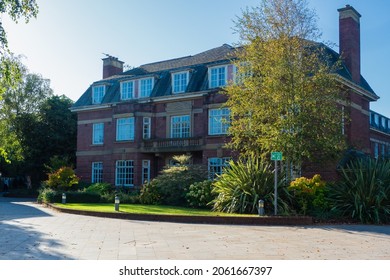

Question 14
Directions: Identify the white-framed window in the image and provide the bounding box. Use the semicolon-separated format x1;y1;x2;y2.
208;157;231;179
139;77;154;98
172;71;189;93
143;117;151;139
92;123;104;145
92;85;105;104
142;160;150;184
120;81;134;100
374;142;379;159
116;117;135;141
209;66;227;88
115;160;134;187
209;108;230;135
171;115;190;138
91;162;103;183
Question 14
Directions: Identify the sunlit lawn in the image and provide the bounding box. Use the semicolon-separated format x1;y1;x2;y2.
53;203;257;217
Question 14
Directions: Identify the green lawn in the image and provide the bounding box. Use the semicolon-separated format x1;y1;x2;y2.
53;203;256;217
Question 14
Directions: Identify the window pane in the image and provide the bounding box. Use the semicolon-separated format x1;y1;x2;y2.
209;108;230;135
93;123;104;144
142;160;150;184
143;117;151;139
208;157;230;179
92;162;103;183
121;81;134;100
173;72;188;93
171;115;190;138
92;85;105;104
140;78;153;97
116;118;135;141
115;160;134;187
210;67;226;88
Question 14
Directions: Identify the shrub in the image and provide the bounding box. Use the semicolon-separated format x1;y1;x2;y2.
141;155;208;206
329;158;390;224
37;188;61;203
186;180;215;208
45;167;79;191
85;182;113;195
139;181;162;205
156;164;208;206
117;191;140;204
212;156;290;214
64;191;101;203
288;174;328;215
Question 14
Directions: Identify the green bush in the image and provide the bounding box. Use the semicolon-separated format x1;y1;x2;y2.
156;164;208;206
186;180;215;208
139;181;162;205
37;188;61;203
38;188;101;203
329;158;390;224
288;174;328;215
64;191;101;203
212;156;290;214
85;182;113;195
45;167;79;191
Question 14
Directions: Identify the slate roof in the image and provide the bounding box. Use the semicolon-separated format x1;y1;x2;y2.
72;43;378;109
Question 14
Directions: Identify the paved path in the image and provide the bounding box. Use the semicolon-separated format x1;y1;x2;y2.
0;197;389;260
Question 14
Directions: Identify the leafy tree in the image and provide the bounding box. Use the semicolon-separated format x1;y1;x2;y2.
226;0;346;171
0;55;53;165
0;0;39;51
0;57;76;185
45;167;79;191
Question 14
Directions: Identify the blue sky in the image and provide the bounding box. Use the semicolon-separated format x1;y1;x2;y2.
3;0;390;116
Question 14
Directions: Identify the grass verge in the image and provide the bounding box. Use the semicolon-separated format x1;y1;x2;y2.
53;203;257;217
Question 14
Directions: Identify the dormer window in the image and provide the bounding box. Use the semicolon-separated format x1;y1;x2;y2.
92;85;105;104
209;65;227;88
121;81;134;100
172;71;189;94
139;77;154;98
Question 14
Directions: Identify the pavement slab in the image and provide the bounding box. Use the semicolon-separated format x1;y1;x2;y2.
0;197;389;260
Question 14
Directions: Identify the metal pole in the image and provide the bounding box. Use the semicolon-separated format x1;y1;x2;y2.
274;160;278;216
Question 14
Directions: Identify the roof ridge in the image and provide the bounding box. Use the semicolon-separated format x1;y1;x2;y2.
140;55;193;68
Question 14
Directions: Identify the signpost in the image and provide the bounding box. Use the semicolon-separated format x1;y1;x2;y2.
271;152;282;215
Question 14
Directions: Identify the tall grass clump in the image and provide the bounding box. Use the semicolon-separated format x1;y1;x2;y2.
329;158;390;224
211;156;290;214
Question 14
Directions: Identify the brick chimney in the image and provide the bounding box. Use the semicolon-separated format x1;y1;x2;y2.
338;5;361;84
102;55;124;79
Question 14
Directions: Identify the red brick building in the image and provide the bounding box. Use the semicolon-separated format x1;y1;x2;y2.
71;5;390;187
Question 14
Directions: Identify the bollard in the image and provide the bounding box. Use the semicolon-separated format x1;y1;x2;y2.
115;195;120;211
258;199;264;216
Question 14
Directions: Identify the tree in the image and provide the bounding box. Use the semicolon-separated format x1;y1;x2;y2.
0;0;38;51
0;55;53;164
0;0;39;103
0;58;78;185
0;0;39;160
226;0;346;171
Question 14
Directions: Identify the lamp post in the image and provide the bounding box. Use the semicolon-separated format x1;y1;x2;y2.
115;195;120;211
62;193;66;204
258;199;265;216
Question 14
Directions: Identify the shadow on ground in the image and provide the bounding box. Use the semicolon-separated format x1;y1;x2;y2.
0;197;74;260
308;225;390;237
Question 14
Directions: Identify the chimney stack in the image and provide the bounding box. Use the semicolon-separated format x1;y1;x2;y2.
338;5;361;84
102;55;124;79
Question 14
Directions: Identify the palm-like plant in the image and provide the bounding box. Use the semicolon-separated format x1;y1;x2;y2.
329;158;390;224
211;156;290;214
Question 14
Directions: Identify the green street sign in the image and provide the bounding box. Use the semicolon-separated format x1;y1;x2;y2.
271;152;283;161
